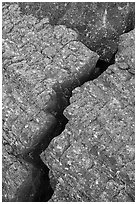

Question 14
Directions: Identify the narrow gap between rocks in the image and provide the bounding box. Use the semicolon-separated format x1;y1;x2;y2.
3;2;135;201
19;52;117;202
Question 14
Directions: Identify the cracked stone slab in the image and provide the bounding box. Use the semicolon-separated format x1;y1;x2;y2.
17;2;135;62
2;3;99;201
41;30;135;202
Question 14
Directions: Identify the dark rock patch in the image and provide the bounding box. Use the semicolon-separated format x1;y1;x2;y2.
17;2;135;62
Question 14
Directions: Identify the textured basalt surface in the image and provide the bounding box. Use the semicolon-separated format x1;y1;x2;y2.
2;3;99;201
2;2;135;202
18;2;135;61
41;29;135;202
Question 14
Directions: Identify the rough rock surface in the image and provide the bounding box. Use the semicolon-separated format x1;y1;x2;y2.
2;3;99;201
115;29;135;74
18;2;135;61
41;29;135;202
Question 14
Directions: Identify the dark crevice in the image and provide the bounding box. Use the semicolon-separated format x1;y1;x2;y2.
3;3;135;202
80;51;116;82
17;52;117;202
16;113;68;201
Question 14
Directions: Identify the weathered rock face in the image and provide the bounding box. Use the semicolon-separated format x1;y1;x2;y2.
18;2;135;62
58;2;135;62
2;3;99;201
18;2;70;25
2;2;135;202
115;29;135;74
41;29;135;202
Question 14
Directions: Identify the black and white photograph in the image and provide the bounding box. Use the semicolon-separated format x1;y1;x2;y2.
2;1;135;202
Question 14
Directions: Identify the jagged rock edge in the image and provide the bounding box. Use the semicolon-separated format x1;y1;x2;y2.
19;27;135;200
11;52;100;201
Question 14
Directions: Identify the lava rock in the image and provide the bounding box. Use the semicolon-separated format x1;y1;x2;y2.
17;2;135;62
41;30;135;202
2;3;99;201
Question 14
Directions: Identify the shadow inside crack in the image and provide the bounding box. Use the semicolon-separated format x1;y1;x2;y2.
89;52;116;81
17;114;68;202
10;160;53;202
15;51;115;202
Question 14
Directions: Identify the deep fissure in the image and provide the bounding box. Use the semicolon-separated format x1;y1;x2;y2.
17;53;116;202
2;2;135;201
